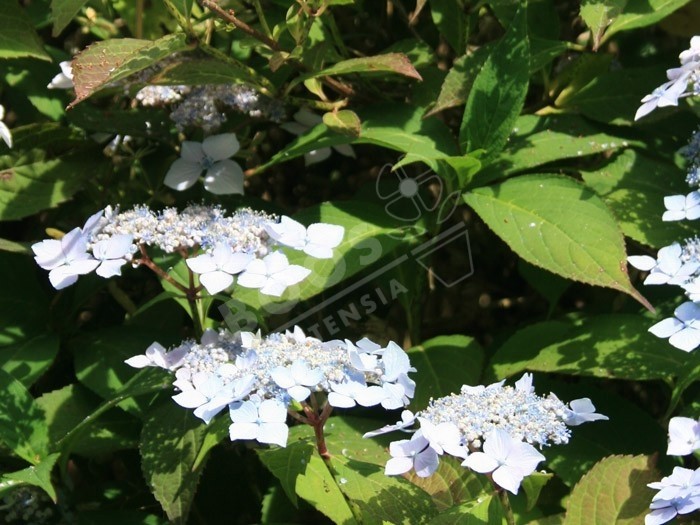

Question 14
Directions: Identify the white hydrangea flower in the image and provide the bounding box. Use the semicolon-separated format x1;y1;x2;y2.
31;228;99;289
186;243;254;294
47;60;73;89
462;428;545;495
229;398;289;447
124;342;188;370
369;374;606;485
0;104;11;148
271;360;324;402
385;431;439;478
667;416;700;456
237;251;311;296
635;76;690;121
281;109;356;166
646;467;700;525
164;134;244;195
92;234;134;278
126;327;416;447
663;192;700;221
649;301;700;352
628;244;699;286
265;216;344;259
563;398;609;426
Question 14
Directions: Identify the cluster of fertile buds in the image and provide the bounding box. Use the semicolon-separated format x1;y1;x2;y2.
31;205;344;297
364;374;608;494
125;327;416;447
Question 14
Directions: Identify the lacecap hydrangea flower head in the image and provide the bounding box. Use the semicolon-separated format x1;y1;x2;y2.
364;373;608;494
125;327;416;448
31;204;343;296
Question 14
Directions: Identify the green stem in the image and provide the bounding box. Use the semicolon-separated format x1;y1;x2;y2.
252;0;272;37
495;485;515;525
187;265;204;339
135;0;144;38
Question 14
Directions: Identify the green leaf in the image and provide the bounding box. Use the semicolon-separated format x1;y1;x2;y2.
150;56;272;90
0;237;31;254
323;109;362;138
474;114;640;186
0;453;60;502
521;472;553;512
563;455;656;524
332;457;438;525
463;174;648;306
290;53;422;91
556;67;669;125
72;327;177;414
232;201;425;316
0;368;49;465
0;130;108;220
263;104;458;172
406;456;490;511
430;0;467;54
258;438;357;524
427;37;563;118
542;381;664;487
427;496;504;524
581;149;695;249
0;3;51;61
407;335;484;410
70;34;191;106
37;384;139;457
257;438;316;508
0;333;58;387
51;0;89;36
602;0;695;43
486;315;687;382
580;0;626;50
460;5;529;162
140;401;228;524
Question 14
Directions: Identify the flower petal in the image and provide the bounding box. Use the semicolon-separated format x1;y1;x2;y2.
164;159;202;191
199;270;234;294
202;133;239;160
204;159;244;195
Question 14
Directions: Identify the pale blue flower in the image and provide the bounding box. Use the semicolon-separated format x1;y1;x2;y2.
32;228;99;289
187;243;253;294
265;216;344;259
92;234;134;278
563;398;609;426
462;428;545;494
270;360;323;402
649;301;700;352
229;399;289;447
385;431;439;478
667;417;700;456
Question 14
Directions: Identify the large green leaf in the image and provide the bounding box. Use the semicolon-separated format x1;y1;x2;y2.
261;104;458;172
0;333;58;387
258;438;356;524
141;402;228;524
430;0;467;53
602;0;695;43
407;456;490;511
581;149;695;249
486;315;686;382
0;141;105;221
427;496;504;524
70;34;191;106
459;4;529;162
563;455;656;524
231;201;425;321
37;384;139;457
51;0;89;36
463;174;648;306
0;2;51;61
407;335;484;410
0;368;49;465
474;115;641;185
150;57;271;89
